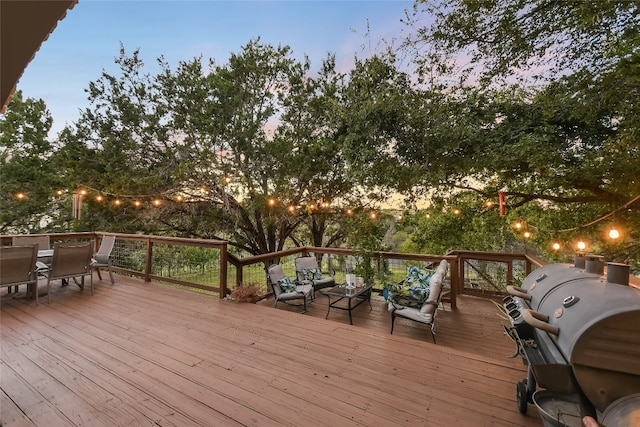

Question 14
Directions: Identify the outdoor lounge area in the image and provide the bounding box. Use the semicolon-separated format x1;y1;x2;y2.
1;270;543;426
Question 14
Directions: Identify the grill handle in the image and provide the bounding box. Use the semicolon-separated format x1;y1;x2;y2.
521;309;560;335
506;285;532;301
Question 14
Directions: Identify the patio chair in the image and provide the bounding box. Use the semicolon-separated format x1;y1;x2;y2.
294;256;335;298
389;259;449;344
0;245;39;305
45;241;94;303
266;264;313;314
12;235;50;252
91;235;115;284
12;234;51;282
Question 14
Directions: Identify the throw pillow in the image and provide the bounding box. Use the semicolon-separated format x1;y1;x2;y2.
383;265;434;308
277;276;296;293
303;268;323;281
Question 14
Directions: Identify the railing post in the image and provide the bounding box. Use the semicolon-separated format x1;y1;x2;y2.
507;261;514;287
449;256;458;310
144;238;153;283
219;242;228;298
459;255;465;297
236;264;244;288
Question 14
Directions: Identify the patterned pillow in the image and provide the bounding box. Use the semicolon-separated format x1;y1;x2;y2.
383;266;434;308
303;268;323;281
277;276;296;293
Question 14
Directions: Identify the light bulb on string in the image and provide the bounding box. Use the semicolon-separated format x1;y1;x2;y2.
577;240;587;251
608;228;620;239
552;242;561;251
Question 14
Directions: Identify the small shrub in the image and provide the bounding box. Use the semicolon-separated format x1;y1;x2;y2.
229;283;264;303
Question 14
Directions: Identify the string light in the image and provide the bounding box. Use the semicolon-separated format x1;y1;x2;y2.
453;208;461;216
15;192;26;200
287;205;296;213
523;231;532;239
552;242;561;251
369;212;377;220
608;228;620;239
95;195;104;202
577;241;587;251
152;199;162;207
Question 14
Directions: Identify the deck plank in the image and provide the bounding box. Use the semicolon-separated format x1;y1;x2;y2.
1;275;542;426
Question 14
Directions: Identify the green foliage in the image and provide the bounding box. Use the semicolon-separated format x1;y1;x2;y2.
346;211;390;284
407;192;519;255
0;91;63;233
57;40;362;254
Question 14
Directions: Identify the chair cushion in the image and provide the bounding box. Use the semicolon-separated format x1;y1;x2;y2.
302;268;323;281
277;276;296;293
392;305;434;324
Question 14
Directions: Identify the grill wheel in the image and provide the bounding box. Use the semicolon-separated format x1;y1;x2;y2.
517;380;529;414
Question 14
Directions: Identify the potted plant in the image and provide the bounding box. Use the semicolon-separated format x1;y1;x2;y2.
229;283;264;303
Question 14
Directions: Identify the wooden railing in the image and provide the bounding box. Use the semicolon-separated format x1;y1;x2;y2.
2;232;546;307
1;232;229;297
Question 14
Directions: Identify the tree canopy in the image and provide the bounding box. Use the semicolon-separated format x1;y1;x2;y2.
2;2;639;266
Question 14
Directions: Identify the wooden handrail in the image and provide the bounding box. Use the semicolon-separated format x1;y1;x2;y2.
2;232;552;307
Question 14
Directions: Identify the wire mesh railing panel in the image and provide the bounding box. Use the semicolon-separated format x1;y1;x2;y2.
462;259;528;293
112;239;147;273
149;243;222;288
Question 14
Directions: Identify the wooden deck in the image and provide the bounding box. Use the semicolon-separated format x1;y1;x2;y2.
1;275;542;426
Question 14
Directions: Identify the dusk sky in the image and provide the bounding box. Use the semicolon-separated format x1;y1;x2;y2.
16;0;418;137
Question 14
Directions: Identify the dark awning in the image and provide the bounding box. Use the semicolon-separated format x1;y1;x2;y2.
1;0;77;113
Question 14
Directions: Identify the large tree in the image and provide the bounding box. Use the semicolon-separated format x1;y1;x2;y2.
60;40;368;255
372;0;640;263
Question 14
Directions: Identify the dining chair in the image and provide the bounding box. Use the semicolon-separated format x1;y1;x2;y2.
0;245;39;305
91;235;116;284
12;235;50;252
45;241;94;303
12;235;52;287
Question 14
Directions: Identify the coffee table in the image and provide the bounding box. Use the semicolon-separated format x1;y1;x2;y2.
321;283;373;325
